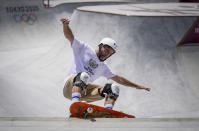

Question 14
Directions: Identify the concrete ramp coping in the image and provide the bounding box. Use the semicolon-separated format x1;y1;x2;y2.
77;3;199;16
0;117;199;131
0;117;199;121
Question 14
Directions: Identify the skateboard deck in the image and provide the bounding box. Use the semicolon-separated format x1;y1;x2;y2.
70;102;135;118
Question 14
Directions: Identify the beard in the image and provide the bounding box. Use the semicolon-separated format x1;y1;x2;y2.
99;53;111;62
99;55;106;61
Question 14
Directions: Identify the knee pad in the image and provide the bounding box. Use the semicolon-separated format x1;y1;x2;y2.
100;83;120;100
73;72;90;90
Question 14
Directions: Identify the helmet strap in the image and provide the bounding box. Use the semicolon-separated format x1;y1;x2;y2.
97;44;104;62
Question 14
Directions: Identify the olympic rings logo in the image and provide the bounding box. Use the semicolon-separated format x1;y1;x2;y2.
13;13;37;25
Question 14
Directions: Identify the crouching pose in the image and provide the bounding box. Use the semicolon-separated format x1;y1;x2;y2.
61;18;150;109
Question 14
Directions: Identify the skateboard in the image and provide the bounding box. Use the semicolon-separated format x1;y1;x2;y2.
70;102;135;119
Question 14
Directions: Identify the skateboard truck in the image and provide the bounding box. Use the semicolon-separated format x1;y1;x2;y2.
84;107;96;122
84;110;89;119
84;107;93;118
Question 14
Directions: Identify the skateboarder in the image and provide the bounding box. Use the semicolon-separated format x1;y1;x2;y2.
61;18;150;110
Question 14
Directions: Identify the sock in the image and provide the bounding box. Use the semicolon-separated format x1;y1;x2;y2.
105;104;113;110
72;92;81;102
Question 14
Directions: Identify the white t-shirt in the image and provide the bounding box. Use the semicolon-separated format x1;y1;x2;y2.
65;38;116;83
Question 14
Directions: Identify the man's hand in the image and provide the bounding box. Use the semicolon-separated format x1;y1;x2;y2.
60;18;70;26
136;85;150;92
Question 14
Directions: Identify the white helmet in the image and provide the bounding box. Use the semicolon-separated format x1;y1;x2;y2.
100;37;117;52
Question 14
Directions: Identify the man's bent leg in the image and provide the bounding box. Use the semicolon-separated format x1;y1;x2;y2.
71;86;82;102
71;72;90;102
100;83;120;110
104;97;115;110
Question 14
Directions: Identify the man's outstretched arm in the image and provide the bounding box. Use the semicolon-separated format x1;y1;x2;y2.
60;18;74;44
111;75;150;91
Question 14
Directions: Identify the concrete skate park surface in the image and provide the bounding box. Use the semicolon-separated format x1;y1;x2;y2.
0;117;199;131
1;0;199;130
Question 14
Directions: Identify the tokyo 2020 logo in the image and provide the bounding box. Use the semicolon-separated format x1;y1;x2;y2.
13;13;37;25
